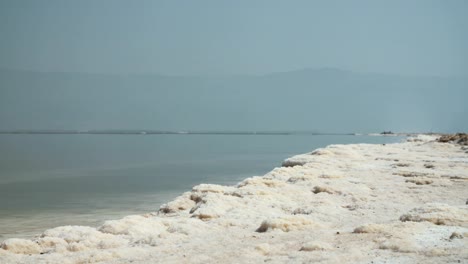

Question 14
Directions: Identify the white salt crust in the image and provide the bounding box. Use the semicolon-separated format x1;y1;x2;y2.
1;135;467;263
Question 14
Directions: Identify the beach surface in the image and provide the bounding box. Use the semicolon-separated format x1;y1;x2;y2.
1;135;467;263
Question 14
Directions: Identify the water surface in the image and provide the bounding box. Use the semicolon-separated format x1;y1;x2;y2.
0;134;402;239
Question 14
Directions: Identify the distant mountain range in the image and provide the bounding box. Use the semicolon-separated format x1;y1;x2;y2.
1;68;466;133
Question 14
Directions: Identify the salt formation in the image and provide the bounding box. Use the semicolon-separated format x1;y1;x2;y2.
1;135;467;263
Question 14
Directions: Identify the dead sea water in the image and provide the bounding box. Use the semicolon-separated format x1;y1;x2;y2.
0;134;402;240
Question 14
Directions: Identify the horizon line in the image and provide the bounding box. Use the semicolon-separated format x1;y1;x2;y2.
1;67;464;79
0;129;419;136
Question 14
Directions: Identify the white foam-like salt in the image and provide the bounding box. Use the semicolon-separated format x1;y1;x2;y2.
1;134;467;263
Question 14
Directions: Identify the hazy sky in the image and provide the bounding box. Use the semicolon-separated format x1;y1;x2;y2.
0;0;467;76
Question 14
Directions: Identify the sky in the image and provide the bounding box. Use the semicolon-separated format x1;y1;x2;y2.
0;0;467;76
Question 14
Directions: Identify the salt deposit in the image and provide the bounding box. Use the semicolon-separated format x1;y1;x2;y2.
1;134;467;263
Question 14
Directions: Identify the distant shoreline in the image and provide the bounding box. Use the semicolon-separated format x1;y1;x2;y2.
0;130;416;136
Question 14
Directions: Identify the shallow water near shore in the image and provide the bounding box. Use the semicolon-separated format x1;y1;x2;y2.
0;134;403;240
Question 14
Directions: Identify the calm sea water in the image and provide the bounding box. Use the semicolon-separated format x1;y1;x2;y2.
0;134;402;239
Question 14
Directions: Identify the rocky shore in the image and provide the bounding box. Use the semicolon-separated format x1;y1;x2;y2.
1;135;467;263
438;133;468;146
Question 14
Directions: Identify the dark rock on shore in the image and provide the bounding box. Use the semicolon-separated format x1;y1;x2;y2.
437;133;468;145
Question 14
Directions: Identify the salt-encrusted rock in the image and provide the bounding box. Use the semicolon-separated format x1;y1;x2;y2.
399;203;468;227
282;155;310;167
353;223;387;234
237;176;286;188
300;241;333;251
190;192;241;220
311;148;334;156
36;237;68;253
0;238;41;254
255;216;318;232
99;215;165;244
405;178;434;185
438;133;468;145
159;192;195;213
42;225;127;251
449;232;464;240
192;183;235;193
378;238;420;253
312;185;340;194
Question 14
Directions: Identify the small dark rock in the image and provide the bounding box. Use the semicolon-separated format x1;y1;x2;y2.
424;164;435;169
450;232;463;240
